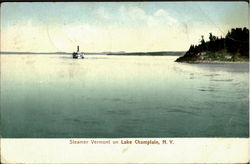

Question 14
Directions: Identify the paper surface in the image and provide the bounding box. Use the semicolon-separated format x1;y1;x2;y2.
1;1;249;163
1;138;249;163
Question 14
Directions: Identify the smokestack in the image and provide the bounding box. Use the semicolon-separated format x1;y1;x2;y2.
77;45;79;52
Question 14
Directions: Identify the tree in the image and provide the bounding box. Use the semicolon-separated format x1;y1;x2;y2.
225;27;249;56
200;35;207;51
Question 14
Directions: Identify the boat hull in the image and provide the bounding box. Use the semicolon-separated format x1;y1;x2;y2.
72;52;84;59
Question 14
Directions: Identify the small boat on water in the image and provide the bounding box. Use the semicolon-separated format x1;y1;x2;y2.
72;46;84;59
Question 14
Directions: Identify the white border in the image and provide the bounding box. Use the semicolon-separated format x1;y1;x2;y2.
1;138;249;163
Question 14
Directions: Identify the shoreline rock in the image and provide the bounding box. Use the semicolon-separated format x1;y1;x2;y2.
175;50;249;64
177;60;249;64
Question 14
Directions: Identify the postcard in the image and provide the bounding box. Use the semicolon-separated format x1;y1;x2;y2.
0;1;249;163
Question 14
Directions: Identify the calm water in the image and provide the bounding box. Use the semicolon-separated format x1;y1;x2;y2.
1;54;249;137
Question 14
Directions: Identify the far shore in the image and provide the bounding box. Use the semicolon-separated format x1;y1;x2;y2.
0;51;186;56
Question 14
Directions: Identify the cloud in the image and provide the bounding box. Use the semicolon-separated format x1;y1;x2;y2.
129;6;146;20
1;9;189;53
2;7;221;52
95;7;111;20
117;6;179;28
154;9;168;17
152;9;178;26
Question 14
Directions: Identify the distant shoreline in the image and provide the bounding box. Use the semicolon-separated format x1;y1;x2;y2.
0;51;186;56
107;51;185;56
0;52;71;55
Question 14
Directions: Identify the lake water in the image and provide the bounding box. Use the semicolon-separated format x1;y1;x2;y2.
1;54;249;138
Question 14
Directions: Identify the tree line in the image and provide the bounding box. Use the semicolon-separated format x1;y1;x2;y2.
182;27;249;59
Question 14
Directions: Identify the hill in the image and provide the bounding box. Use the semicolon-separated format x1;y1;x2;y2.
176;27;249;63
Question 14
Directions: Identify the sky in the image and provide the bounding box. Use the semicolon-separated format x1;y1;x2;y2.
1;2;248;52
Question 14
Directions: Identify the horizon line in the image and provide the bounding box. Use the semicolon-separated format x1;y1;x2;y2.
0;50;187;54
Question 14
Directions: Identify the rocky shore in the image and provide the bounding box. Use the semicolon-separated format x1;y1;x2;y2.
176;50;249;64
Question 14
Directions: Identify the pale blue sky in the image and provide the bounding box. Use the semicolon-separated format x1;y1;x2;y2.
1;2;248;52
